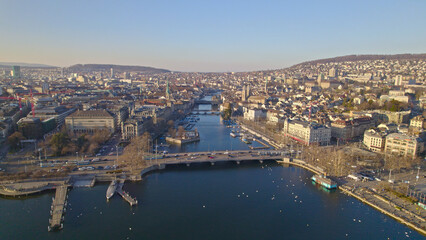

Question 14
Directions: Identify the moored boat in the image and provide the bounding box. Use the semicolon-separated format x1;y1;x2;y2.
106;180;117;200
311;175;337;189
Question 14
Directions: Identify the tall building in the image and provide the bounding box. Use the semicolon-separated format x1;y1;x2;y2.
283;119;331;146
363;129;386;152
42;82;50;93
317;73;324;85
331;117;375;141
265;78;268;93
65;110;116;134
110;68;114;79
242;85;247;101
166;79;171;99
12;66;21;79
385;133;424;159
394;75;403;86
328;67;337;78
124;72;131;79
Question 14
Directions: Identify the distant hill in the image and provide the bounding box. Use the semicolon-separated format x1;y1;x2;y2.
0;62;57;68
291;54;426;68
67;64;170;73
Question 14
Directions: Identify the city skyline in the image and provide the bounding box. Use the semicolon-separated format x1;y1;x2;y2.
1;0;425;72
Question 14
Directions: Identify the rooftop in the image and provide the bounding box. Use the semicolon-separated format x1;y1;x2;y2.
68;110;113;118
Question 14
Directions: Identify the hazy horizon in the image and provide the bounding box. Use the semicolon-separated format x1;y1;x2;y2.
1;0;425;72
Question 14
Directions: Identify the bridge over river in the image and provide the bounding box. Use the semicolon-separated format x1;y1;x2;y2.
146;150;295;166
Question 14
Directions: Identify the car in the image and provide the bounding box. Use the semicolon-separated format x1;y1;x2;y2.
208;156;215;159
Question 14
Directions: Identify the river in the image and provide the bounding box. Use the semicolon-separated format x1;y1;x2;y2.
0;98;423;239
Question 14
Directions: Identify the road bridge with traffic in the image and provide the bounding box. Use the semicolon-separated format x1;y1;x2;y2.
146;150;294;166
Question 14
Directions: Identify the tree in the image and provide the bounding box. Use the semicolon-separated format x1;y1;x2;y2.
176;126;185;138
119;132;152;170
222;108;232;120
76;134;89;152
167;120;174;127
8;132;25;151
49;132;71;156
168;127;176;137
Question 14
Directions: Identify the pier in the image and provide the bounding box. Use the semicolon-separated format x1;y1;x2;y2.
116;180;138;206
248;138;270;150
48;185;68;231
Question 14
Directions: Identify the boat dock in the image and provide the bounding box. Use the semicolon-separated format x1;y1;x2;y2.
248;138;270;150
115;180;138;206
48;185;68;231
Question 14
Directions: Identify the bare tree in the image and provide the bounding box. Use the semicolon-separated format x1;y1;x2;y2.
119;132;152;170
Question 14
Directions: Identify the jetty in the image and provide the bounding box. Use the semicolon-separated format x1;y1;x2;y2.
115;180;138;206
48;185;68;231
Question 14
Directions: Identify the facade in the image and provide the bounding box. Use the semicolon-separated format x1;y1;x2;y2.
12;66;21;79
244;108;266;121
372;110;411;124
121;119;144;141
384;133;424;159
331;117;375;141
31;106;75;126
247;96;266;104
283;119;331;146
65;110;115;133
410;116;425;129
363;129;386;152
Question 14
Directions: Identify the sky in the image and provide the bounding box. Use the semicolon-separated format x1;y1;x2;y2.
0;0;425;72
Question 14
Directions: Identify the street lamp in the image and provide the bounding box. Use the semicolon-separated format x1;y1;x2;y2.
416;166;421;183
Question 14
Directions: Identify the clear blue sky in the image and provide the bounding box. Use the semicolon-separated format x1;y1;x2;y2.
0;0;425;72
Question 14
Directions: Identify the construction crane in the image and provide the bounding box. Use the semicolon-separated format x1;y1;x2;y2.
0;91;35;117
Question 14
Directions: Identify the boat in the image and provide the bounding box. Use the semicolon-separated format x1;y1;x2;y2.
241;137;252;144
106;180;117;200
311;175;337;189
246;135;254;141
230;132;237;138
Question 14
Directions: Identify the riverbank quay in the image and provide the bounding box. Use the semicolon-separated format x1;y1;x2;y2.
0;178;70;197
236;120;282;149
339;184;426;235
277;157;426;235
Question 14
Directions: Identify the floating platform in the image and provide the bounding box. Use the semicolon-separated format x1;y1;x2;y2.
116;180;138;206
